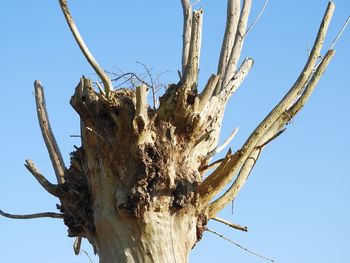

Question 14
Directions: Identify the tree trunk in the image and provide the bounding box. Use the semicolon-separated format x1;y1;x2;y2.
0;1;340;262
61;78;208;262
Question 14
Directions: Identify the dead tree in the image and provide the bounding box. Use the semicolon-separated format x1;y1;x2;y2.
0;1;343;262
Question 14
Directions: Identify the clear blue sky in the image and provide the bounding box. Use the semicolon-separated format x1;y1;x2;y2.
0;1;349;262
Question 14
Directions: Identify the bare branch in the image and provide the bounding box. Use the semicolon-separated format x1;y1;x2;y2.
288;49;335;116
206;228;277;262
218;58;254;102
244;0;269;37
58;0;113;95
34;81;66;184
181;0;193;74
24;160;61;197
212;217;248;232
182;9;204;87
200;3;336;214
206;127;238;159
216;0;241;93
0;209;63;219
222;0;252;90
240;1;335;155
208;50;335;217
195;74;219;111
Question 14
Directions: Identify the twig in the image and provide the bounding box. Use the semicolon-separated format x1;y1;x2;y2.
0;209;64;219
81;250;94;263
34;81;66;184
244;0;269;37
58;0;112;95
206;228;277;262
329;15;350;50
212;217;248;232
24;160;61;197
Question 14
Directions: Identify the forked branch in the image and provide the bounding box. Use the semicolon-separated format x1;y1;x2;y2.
34;81;66;184
222;0;252;90
58;0;113;95
208;49;335;218
199;2;335;213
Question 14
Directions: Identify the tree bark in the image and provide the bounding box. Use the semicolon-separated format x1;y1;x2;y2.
0;1;341;262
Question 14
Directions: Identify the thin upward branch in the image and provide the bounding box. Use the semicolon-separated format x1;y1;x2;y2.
222;0;252;90
59;0;113;95
182;9;203;87
0;209;64;219
34;81;66;184
216;0;241;94
181;0;193;74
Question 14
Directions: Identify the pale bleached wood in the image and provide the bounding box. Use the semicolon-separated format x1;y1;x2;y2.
208;50;335;217
181;0;193;74
182;9;203;88
216;0;241;94
195;74;219;112
135;84;148;122
24;160;61;197
222;0;252;90
288;49;335;116
212;217;248;232
218;58;254;102
59;0;113;95
200;2;335;210
34;81;66;184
